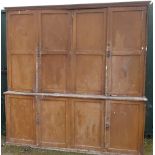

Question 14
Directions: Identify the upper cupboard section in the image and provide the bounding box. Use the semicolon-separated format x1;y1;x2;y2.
73;9;107;95
107;7;147;96
40;9;107;94
40;10;71;93
7;11;37;92
7;6;147;95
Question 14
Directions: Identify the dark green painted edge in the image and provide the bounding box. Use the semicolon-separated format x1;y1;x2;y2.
145;2;153;137
1;10;7;135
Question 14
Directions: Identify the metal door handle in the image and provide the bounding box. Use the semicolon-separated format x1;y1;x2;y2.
105;123;110;129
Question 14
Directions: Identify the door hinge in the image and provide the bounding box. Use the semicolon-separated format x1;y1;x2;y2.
105;123;110;129
36;117;39;125
36;43;40;56
106;50;111;58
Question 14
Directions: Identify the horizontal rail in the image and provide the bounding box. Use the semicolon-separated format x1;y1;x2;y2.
4;91;148;102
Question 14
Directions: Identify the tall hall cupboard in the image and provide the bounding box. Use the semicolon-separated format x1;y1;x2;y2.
5;2;148;155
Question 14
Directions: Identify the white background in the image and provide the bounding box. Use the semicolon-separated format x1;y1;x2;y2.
0;0;151;9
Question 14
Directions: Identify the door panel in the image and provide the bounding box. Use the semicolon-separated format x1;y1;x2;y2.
40;11;71;93
76;11;106;50
75;55;104;94
107;7;147;96
8;13;37;52
107;101;145;153
7;11;37;92
73;9;107;94
40;97;68;147
111;9;144;53
41;11;70;51
11;55;35;91
6;95;36;145
72;99;104;150
41;55;67;92
110;56;143;95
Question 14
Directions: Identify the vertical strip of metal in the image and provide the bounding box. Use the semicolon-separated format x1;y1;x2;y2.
105;8;112;96
105;100;111;149
101;9;107;95
67;11;73;93
141;8;147;96
105;9;108;96
101;100;105;150
104;7;112;150
35;21;39;93
70;98;74;147
35;10;41;146
70;11;76;93
67;11;74;147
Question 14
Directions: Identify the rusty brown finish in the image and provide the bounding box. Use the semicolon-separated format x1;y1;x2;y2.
104;100;111;149
139;101;146;154
6;6;147;95
5;3;147;155
5;95;10;142
40;10;71;93
5;94;146;155
39;97;69;148
5;95;36;145
7;10;38;92
107;101;145;155
73;9;107;95
109;101;140;150
72;99;105;150
107;6;147;96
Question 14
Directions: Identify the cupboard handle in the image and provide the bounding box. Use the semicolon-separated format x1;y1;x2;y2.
105;123;110;129
106;50;111;57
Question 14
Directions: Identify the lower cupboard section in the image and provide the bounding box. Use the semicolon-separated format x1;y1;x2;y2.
5;94;145;154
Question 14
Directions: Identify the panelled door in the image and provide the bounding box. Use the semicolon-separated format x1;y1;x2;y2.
71;98;105;151
38;96;105;150
5;95;36;145
39;9;107;95
71;9;107;95
40;10;71;93
7;10;37;92
39;97;70;148
106;7;147;96
106;101;145;154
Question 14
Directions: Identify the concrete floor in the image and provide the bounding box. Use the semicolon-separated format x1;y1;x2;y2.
1;136;153;155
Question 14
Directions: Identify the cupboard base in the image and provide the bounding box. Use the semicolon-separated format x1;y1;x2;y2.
5;93;145;155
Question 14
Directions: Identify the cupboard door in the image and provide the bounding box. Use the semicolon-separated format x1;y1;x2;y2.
105;101;145;154
39;97;69;147
7;11;37;92
71;99;105;150
107;7;147;96
72;9;107;94
5;95;36;145
40;10;71;93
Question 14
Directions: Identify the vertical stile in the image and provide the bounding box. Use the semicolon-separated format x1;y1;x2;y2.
104;7;112;150
35;10;41;146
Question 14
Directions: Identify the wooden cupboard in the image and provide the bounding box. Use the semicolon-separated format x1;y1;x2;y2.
5;93;146;154
5;2;148;155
